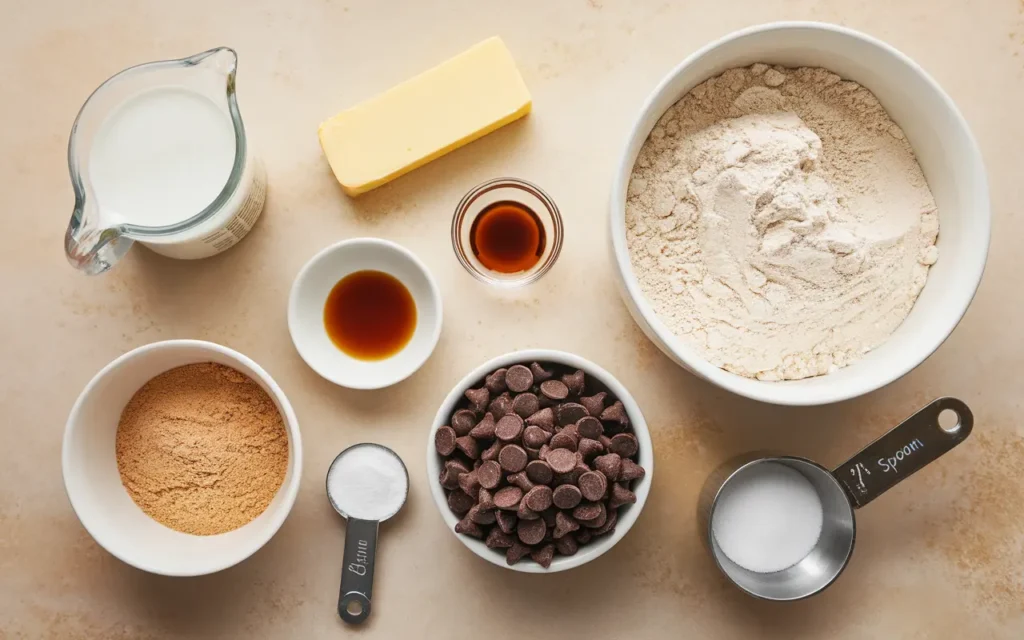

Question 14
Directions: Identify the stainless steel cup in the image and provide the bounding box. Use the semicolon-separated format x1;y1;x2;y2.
697;397;973;601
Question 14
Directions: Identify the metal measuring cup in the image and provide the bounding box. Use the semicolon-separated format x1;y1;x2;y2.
697;397;973;600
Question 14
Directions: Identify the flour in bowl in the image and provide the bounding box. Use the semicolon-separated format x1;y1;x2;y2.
626;65;938;381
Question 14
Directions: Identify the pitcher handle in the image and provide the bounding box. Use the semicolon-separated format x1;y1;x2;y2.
64;201;133;275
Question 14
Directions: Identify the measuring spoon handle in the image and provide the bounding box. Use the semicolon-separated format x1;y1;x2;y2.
338;517;379;624
833;397;973;509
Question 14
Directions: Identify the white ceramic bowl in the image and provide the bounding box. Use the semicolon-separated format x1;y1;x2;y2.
288;238;442;389
62;340;302;576
609;22;990;406
427;349;653;573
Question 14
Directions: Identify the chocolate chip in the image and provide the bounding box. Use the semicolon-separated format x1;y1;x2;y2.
517;517;546;545
526;460;553;485
485;368;508;394
446;459;470;476
517;500;540;520
506;541;531;565
455;435;479;459
578;471;608;502
507;471;535;493
496;510;517;534
552;484;583;509
435;426;457;456
523;425;551;449
448;490;475;515
578;438;604;462
457;470;481;499
609;433;639;458
511;392;540;418
452;409;477;436
539;443;551;461
546;448;576;474
594;453;622;481
495;414;524;442
556;402;588;426
530;543;555;568
600;401;629;428
477;460;502;489
524;485;553;512
592;509;617;536
579;392;607;419
525;407;556;432
561;369;585;396
493;486;523;510
485;527;514;549
440;467;459;490
553;511;580;539
581;503;608;529
599;435;613;450
464;387;490;414
530;362;554;383
609;483;637;509
576;530;592;544
555;534;579;556
576;416;604;440
468;504;496;525
525;446;541;461
572;501;603;521
478;487;495;511
505;365;534;393
497;444;527;473
539;380;569;401
469;413;496;440
549;431;578;451
488;392;513;419
455;516;484;538
620;458;645;481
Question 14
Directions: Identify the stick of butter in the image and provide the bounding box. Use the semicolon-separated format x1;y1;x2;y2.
318;37;532;196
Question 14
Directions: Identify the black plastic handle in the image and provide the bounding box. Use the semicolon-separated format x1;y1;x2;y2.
833;397;973;509
338;518;379;624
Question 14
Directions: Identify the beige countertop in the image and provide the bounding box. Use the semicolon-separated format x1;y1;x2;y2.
3;0;1023;637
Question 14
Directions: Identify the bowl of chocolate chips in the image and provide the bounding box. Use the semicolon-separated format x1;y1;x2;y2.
427;350;653;572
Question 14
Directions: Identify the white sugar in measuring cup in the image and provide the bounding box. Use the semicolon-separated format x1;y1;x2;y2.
326;443;409;625
697;397;973;600
64;47;266;275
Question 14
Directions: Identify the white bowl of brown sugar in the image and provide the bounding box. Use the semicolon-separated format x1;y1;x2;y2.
62;340;302;576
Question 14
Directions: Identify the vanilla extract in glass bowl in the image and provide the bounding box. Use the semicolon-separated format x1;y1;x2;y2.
452;178;563;287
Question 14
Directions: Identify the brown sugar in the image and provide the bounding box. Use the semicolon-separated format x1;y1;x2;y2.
115;362;289;535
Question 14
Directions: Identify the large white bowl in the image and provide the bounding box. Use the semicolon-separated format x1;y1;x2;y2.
62;340;303;576
609;22;990;406
427;350;653;573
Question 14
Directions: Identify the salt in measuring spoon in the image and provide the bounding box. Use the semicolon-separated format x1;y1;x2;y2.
326;443;409;624
697;397;973;600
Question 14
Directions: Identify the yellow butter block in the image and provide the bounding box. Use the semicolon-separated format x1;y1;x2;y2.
318;37;532;196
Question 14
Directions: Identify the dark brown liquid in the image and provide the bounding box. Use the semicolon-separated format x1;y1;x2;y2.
323;270;417;361
469;201;546;273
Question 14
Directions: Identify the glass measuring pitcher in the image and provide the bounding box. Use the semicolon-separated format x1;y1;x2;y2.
64;47;266;275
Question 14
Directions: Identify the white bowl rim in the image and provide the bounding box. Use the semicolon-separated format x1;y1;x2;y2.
609;20;991;406
287;236;444;390
61;339;304;577
426;349;654;573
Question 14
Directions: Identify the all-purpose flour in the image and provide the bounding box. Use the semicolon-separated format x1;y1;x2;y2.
626;65;938;381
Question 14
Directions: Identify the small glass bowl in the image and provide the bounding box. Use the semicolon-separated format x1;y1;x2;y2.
451;177;563;287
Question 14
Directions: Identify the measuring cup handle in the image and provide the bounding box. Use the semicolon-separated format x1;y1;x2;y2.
832;397;973;508
338;518;379;624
